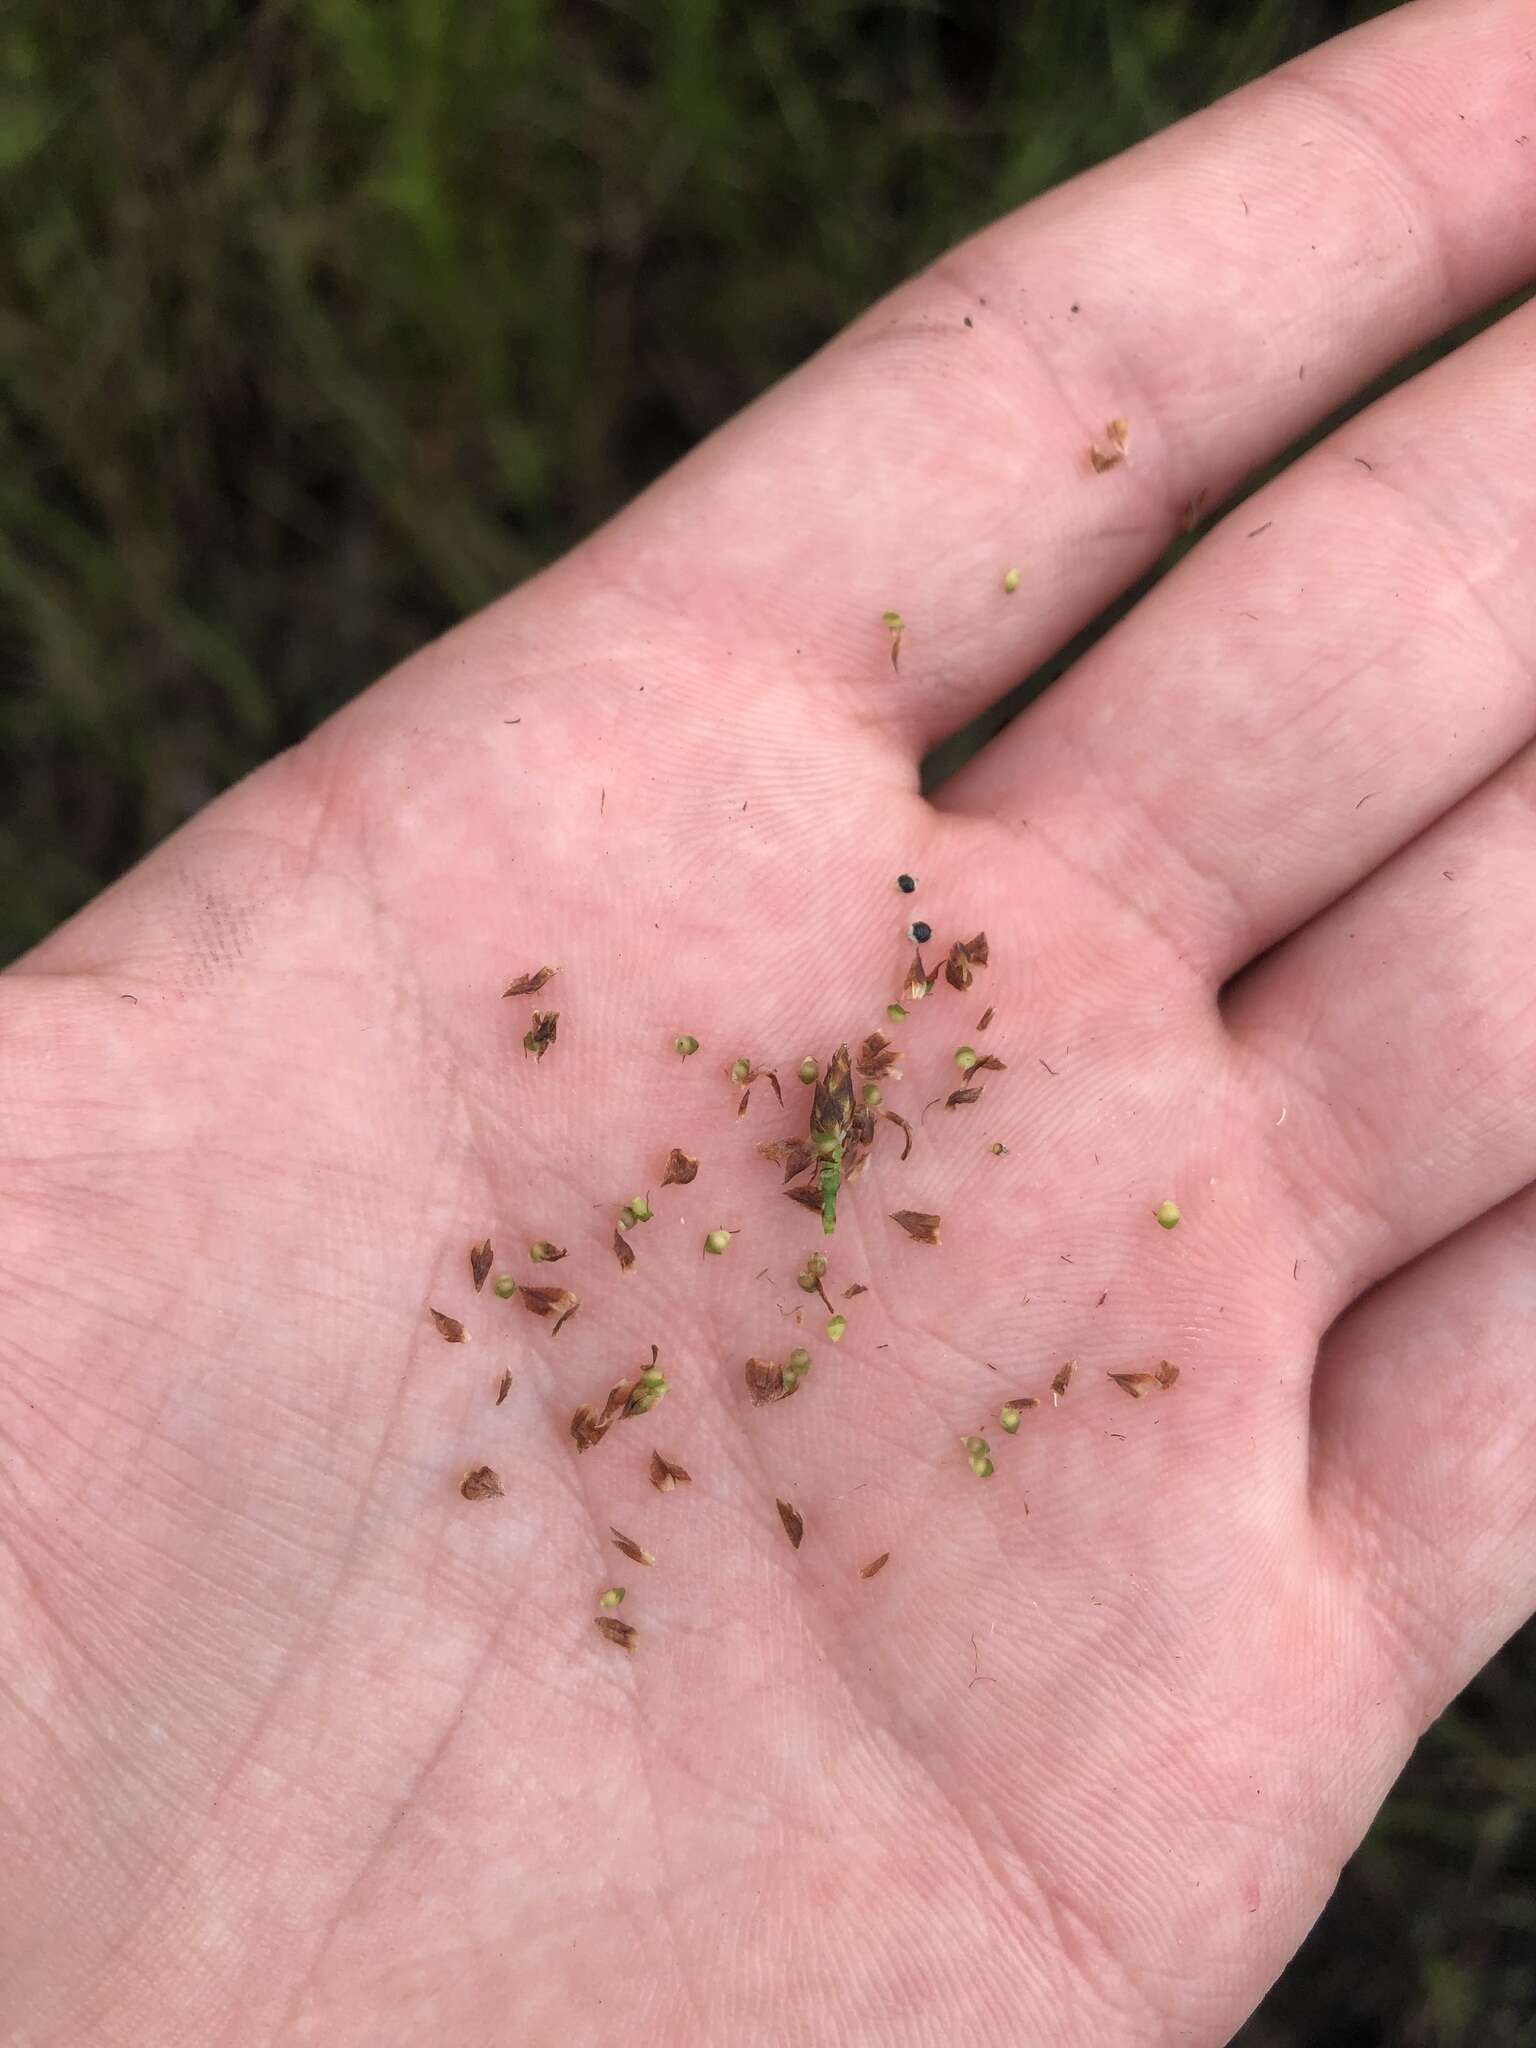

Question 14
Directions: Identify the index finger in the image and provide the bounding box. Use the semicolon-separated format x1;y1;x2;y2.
587;0;1535;751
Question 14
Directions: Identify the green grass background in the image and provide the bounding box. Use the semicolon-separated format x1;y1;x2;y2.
0;1;1530;2037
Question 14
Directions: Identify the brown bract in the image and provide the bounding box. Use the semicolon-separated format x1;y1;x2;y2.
521;1285;579;1333
760;1137;817;1183
470;1239;494;1292
775;1498;805;1550
614;1229;636;1273
1004;1395;1040;1413
1051;1360;1077;1403
902;947;934;1003
843;1284;868;1299
784;1186;825;1214
856;1031;902;1081
889;1210;941;1245
661;1148;698;1187
460;1465;503;1501
860;1552;890;1579
595;1615;638;1653
495;1370;513;1406
523;1010;559;1060
649;1450;692;1492
1109;1372;1159;1399
502;966;556;997
946;1085;985;1109
1090;418;1130;470
1155;1360;1180;1389
530;1240;567;1262
429;1308;469;1343
746;1356;798;1406
610;1527;655;1567
976;1006;996;1032
972;1054;1007;1073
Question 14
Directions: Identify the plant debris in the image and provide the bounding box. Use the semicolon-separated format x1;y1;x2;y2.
944;933;989;991
429;1308;469;1343
976;1006;995;1031
1089;417;1130;471
776;1498;805;1550
1003;568;1020;594
649;1450;692;1492
460;1465;503;1500
613;1229;636;1273
882;610;905;670
946;1085;985;1110
529;1240;566;1262
520;1285;579;1333
610;1527;655;1567
843;1283;868;1299
523;1010;559;1060
1154;1200;1181;1230
1050;1360;1077;1404
897;873;916;893
495;1369;513;1406
860;1552;890;1578
470;1239;494;1292
902;947;935;1003
890;1210;941;1245
1155;1360;1180;1389
761;1135;818;1182
999;1397;1039;1433
989;1142;1008;1156
572;1362;662;1452
503;966;556;997
661;1147;698;1187
746;1356;800;1405
1108;1372;1159;1399
595;1615;638;1653
728;1058;782;1117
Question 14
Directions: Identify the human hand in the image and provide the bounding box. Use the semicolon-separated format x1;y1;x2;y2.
4;3;1534;2041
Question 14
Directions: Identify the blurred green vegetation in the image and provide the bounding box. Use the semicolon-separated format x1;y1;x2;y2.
0;2;1530;2037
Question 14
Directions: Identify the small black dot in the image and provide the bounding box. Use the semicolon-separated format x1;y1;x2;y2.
909;921;932;944
897;873;916;893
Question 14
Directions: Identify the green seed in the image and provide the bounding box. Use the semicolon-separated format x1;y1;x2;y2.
797;1272;819;1293
1155;1200;1181;1230
493;1275;518;1299
798;1056;818;1085
961;1435;990;1458
730;1058;752;1085
955;1046;978;1072
861;1082;882;1107
674;1034;700;1058
825;1315;847;1343
788;1348;812;1373
882;609;904;632
640;1367;667;1390
599;1587;626;1608
806;1254;828;1280
1003;567;1020;594
705;1229;732;1256
887;1003;908;1024
530;1242;548;1262
1000;1405;1022;1435
969;1453;995;1479
629;1195;653;1223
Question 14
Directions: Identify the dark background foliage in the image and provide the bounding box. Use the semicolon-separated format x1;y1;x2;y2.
0;4;1529;2039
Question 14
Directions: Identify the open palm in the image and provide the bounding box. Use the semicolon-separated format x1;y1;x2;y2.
5;5;1535;2043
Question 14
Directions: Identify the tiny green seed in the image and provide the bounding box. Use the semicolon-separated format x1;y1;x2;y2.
798;1056;818;1085
493;1274;518;1299
806;1254;828;1279
813;1131;839;1159
674;1034;700;1058
961;1434;990;1457
1003;567;1020;594
730;1058;752;1085
599;1587;626;1608
969;1453;995;1479
705;1229;732;1256
887;1003;908;1024
955;1046;978;1072
788;1348;812;1372
825;1314;847;1343
629;1195;653;1223
882;610;904;632
641;1367;667;1390
530;1241;548;1262
1000;1404;1022;1434
861;1082;882;1107
1155;1200;1181;1230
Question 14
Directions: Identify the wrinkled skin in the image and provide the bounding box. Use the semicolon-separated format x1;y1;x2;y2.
3;5;1535;2042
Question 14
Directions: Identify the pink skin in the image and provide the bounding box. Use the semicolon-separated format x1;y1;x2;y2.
4;3;1535;2041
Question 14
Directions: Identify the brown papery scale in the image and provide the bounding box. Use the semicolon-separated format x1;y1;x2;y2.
1109;1372;1159;1400
503;966;556;997
610;1527;656;1567
650;1450;692;1492
459;1466;503;1501
495;1370;513;1406
1155;1360;1180;1389
976;1006;996;1032
860;1552;890;1579
661;1148;698;1187
775;1498;805;1550
614;1229;636;1274
595;1616;638;1653
520;1284;579;1334
889;1210;941;1245
945;1086;984;1110
470;1239;494;1292
1051;1360;1077;1404
746;1357;798;1406
523;1010;559;1060
429;1308;469;1343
